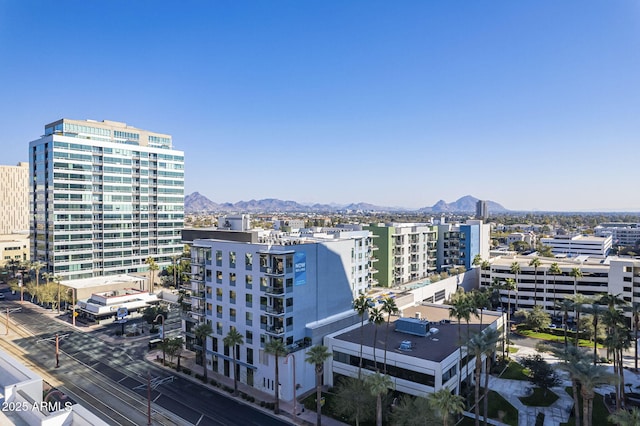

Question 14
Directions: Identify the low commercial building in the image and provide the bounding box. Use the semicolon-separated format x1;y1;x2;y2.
77;287;158;323
325;304;504;397
594;223;640;247
0;233;29;268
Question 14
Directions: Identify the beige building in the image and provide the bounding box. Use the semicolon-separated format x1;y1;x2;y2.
0;162;29;234
0;233;29;268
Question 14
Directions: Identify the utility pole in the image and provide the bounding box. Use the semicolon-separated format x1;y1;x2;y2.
37;333;69;368
5;307;21;336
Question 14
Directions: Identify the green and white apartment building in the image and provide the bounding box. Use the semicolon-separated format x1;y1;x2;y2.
29;119;184;280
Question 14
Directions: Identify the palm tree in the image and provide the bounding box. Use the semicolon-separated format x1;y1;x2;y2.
30;261;45;288
472;254;483;267
223;328;244;397
145;257;158;293
548;263;562;318
194;322;213;381
467;329;500;426
428;388;465;426
333;377;374;426
509;261;521;310
481;329;500;426
569;293;588;347
609;407;640;426
553;345;591;426
449;290;469;394
529;257;541;307
264;338;286;414
556;299;575;355
602;307;630;409
380;296;399;374
305;345;332;426
368;306;385;371
472;289;491;327
575;363;618;426
504;278;517;356
365;372;393;426
633;302;640;371
353;294;370;379
480;260;490;271
569;267;583;300
584;296;604;365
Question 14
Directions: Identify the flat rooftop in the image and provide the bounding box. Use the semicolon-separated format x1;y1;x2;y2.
60;274;143;289
333;304;501;363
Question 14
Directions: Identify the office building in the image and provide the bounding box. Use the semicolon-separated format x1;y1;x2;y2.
185;224;373;402
0;162;29;234
476;200;488;220
29;119;184;280
325;303;503;396
363;223;437;287
594;223;640;247
539;235;612;258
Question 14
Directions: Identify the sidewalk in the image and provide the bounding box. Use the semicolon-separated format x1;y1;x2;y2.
144;349;348;426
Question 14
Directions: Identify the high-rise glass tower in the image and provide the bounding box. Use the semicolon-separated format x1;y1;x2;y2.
29;119;184;280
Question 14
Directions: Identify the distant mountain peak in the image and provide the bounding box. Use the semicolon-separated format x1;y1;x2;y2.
184;193;508;214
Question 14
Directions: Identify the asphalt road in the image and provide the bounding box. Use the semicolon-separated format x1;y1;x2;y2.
0;292;288;426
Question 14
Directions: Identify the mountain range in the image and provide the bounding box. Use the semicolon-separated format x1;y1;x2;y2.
185;192;508;214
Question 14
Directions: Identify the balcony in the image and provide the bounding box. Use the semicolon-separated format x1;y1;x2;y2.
192;307;206;316
264;306;285;316
265;326;285;336
264;267;285;276
264;286;285;296
181;312;198;323
191;291;206;300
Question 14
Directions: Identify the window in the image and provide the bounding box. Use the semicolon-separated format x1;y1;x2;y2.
246;312;253;327
230;272;236;286
245;274;253;289
216;271;222;283
216;305;223;318
216;288;223;301
229;308;236;322
229;251;236;268
216;250;222;266
230;290;236;304
247;348;254;365
246;294;253;307
245;253;253;269
246;330;253;344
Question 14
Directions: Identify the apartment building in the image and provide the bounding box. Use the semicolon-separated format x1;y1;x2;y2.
363;223;437;287
29;119;184;280
436;219;490;272
539;235;612;258
185;225;373;402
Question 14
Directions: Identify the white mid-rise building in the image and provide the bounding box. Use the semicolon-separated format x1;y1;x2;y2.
595;223;640;247
539;235;612;258
29;119;184;280
185;225;373;402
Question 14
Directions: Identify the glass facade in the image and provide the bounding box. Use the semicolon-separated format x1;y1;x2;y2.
30;119;184;280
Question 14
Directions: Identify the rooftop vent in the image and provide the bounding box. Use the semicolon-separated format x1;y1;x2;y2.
399;340;413;351
415;312;421;319
395;317;429;336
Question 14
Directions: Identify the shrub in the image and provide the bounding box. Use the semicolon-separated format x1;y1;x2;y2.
182;368;191;375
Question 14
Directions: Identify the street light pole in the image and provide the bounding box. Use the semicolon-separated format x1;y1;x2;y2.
284;353;297;419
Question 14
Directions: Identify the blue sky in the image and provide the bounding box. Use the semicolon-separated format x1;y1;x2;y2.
1;1;639;212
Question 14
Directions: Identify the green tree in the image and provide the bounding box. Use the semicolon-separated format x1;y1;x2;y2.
504;278;517;356
194;322;213;381
608;407;640;426
368;306;385;371
391;395;438;426
553;346;591;426
365;372;393;426
467;329;500;426
472;254;483;267
633;302;640;370
569;267;583;301
428;389;465;426
517;305;551;332
142;305;168;324
509;262;521;310
332;377;375;426
528;257;541;307
472;289;491;327
223;328;244;397
145;257;159;292
584;296;606;365
520;354;561;396
548;263;562;318
449;289;471;394
569;294;588;347
353;294;370;379
264;338;286;413
556;299;574;355
380;296;400;374
574;363;618;426
305;345;332;426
